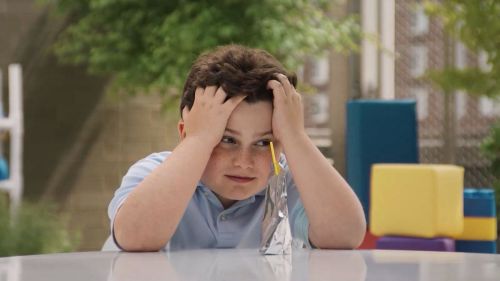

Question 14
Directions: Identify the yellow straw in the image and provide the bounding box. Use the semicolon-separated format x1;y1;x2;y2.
270;141;280;175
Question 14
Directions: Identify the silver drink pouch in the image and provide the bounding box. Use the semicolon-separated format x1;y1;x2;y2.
259;166;292;255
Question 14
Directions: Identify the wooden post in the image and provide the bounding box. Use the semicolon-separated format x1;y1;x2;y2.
328;1;352;176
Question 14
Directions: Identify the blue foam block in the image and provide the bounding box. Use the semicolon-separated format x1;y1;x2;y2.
463;188;496;217
0;156;8;180
346;100;419;221
456;240;497;254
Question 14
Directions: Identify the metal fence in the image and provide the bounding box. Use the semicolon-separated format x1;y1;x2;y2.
394;0;498;188
299;0;497;188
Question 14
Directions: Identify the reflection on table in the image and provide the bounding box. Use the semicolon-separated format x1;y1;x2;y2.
0;249;498;281
109;249;366;281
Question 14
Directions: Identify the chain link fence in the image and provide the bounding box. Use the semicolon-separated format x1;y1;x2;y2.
394;0;498;188
300;0;497;188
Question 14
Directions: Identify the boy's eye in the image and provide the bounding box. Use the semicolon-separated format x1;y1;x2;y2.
221;136;236;144
255;139;271;147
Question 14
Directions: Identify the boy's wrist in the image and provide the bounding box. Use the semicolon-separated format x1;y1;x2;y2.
280;131;310;152
181;135;217;155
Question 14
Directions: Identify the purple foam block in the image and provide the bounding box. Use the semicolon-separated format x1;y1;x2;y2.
376;236;455;252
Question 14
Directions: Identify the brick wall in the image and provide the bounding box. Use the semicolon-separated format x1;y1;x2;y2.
57;94;179;250
0;0;180;250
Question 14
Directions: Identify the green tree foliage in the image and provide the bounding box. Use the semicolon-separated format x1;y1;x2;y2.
424;0;500;225
47;0;361;99
0;198;79;256
482;125;500;223
424;0;500;98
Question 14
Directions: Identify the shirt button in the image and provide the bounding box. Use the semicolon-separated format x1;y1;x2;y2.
220;215;227;221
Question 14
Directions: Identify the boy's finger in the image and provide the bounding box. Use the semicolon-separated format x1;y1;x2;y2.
275;73;293;95
224;95;247;111
194;87;204;98
267;80;286;100
204;85;218;97
214;87;227;103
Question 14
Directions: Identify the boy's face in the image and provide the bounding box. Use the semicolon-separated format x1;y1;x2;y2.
200;100;279;207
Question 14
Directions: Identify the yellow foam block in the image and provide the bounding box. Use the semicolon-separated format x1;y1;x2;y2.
370;164;464;238
456;217;497;241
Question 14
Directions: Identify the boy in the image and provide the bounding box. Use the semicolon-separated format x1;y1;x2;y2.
108;45;366;251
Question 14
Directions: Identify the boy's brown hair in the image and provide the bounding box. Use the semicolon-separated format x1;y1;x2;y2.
180;45;297;115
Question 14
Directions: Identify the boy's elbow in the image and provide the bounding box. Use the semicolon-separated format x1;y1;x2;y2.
113;222;167;252
343;205;368;249
310;215;367;249
313;232;364;250
311;232;364;250
115;231;166;252
348;227;366;249
348;212;367;249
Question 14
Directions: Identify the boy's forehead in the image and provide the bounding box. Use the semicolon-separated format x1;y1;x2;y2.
226;101;273;135
224;127;273;137
230;100;273;116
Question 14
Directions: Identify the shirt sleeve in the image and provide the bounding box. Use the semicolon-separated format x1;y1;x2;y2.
107;151;171;248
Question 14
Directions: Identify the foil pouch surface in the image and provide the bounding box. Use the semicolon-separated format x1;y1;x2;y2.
260;168;292;255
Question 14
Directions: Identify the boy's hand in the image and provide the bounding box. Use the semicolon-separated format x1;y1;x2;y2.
267;74;306;143
182;86;246;148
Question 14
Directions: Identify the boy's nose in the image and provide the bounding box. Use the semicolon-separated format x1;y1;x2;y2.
233;148;254;169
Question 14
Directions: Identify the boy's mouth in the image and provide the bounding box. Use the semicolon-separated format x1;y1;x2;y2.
225;175;256;183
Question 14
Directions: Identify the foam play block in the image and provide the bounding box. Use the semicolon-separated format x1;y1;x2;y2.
456;240;497;254
357;229;378;249
376;236;455;252
346;100;419;221
370;164;464;238
455;217;497;241
0;156;8;180
463;188;496;217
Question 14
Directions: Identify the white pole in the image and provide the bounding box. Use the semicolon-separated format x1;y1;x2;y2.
380;0;395;100
454;41;467;120
361;0;379;97
8;64;23;210
0;69;4;156
0;69;3;115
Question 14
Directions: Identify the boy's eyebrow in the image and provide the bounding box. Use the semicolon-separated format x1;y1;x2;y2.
225;128;273;137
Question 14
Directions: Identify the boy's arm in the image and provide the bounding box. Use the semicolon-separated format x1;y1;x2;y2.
113;87;245;251
113;137;212;251
284;133;366;249
269;74;366;249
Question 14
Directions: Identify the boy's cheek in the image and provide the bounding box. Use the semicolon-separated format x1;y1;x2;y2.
267;169;274;178
259;155;276;177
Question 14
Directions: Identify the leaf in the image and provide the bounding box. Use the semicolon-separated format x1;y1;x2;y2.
48;0;361;102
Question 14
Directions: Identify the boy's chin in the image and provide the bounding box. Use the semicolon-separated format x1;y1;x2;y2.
220;193;253;201
215;189;261;202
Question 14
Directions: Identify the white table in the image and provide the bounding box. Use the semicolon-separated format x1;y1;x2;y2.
0;249;499;280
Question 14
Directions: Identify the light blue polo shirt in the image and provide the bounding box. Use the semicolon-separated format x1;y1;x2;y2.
108;151;311;251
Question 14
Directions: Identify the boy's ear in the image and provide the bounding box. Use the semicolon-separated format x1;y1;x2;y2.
177;119;186;140
178;106;190;140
